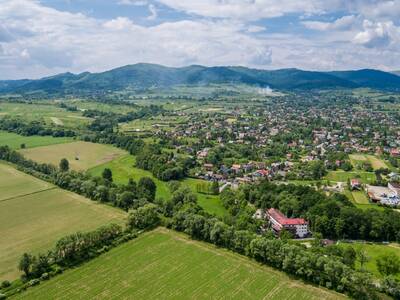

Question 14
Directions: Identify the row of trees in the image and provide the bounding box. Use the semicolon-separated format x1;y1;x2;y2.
0;117;75;137
17;224;134;285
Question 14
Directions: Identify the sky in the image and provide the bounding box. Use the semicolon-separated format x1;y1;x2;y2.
0;0;400;79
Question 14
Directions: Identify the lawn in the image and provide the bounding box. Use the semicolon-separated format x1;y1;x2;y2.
0;163;126;281
20;141;126;171
351;191;369;204
339;242;400;280
0;131;73;150
88;155;228;217
325;171;376;183
14;228;345;300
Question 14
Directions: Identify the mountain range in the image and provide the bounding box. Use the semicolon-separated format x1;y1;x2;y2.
1;63;400;94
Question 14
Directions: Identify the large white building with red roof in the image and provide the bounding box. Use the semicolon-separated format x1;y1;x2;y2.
267;208;309;238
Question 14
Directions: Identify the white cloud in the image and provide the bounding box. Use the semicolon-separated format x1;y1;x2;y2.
353;20;398;48
147;4;158;20
20;48;30;59
156;0;327;20
303;15;357;31
118;0;148;6
0;0;400;79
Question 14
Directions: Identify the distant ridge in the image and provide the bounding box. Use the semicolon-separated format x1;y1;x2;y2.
1;63;400;94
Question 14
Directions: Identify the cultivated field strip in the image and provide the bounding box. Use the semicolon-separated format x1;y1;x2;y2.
14;228;346;300
0;163;126;281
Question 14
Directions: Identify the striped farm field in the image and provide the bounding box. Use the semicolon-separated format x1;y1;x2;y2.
14;228;346;300
0;162;125;281
19;141;126;171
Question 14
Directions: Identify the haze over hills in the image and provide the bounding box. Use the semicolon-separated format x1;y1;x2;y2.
1;63;400;94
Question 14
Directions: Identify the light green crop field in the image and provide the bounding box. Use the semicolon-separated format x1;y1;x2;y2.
88;155;228;217
0;131;73;149
20;141;126;171
325;171;376;183
14;228;345;300
0;163;52;201
0;163;126;281
339;242;400;280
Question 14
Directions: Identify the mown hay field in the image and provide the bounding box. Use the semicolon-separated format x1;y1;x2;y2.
0;131;73;150
14;228;346;300
19;141;126;171
0;163;125;281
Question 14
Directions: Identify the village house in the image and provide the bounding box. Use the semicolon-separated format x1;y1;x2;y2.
267;208;309;238
350;179;362;190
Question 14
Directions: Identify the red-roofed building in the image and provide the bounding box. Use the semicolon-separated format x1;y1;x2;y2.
267;208;309;238
391;148;400;158
350;179;362;190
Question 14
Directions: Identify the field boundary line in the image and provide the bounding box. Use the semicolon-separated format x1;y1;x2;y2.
0;187;57;203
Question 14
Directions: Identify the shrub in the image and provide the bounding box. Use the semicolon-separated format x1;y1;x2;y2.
0;293;6;299
0;281;10;289
28;279;40;287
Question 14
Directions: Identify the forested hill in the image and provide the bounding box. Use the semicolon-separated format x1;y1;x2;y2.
1;63;400;94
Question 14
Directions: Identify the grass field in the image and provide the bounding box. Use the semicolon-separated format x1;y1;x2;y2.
20;141;126;171
351;191;369;204
14;228;345;300
339;242;400;280
349;154;389;170
89;155;228;217
0;131;73;149
0;102;91;130
325;171;376;183
0;163;126;281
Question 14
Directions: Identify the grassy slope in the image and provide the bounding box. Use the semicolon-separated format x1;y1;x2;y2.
88;155;228;217
339;242;400;280
0;131;73;150
19;141;126;171
0;163;125;281
14;228;346;300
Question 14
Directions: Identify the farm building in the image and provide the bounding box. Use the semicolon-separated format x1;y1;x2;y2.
267;208;309;238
